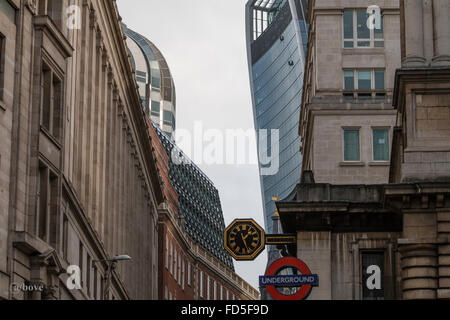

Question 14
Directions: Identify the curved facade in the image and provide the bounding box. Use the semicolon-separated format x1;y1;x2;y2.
246;0;308;235
123;24;176;137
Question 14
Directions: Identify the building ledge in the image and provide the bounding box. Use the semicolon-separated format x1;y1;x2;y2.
369;161;390;167
339;161;365;167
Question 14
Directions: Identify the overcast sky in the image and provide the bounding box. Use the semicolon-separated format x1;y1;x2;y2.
117;0;267;290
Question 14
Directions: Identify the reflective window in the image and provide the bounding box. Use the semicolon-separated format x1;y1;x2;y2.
163;110;173;126
151;100;160;117
358;70;371;90
251;19;305;233
343;10;384;48
343;10;354;48
0;34;4;101
375;70;385;90
344;71;354;90
373;129;389;161
343;69;385;100
343;129;360;161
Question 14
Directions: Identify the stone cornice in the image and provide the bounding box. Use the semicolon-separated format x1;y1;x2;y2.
393;67;450;110
33;15;74;58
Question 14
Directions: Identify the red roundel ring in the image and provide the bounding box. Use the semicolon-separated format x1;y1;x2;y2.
265;257;313;300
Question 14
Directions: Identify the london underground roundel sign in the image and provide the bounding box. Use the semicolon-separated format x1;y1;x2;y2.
260;257;318;300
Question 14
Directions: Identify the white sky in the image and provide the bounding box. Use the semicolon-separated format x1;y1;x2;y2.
117;0;267;291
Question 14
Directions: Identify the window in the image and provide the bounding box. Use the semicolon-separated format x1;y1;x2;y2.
151;100;160;117
226;290;229;300
169;241;173;274
187;262;191;286
136;70;146;77
136;76;146;83
62;215;69;259
178;254;181;285
40;62;63;140
163;110;173;126
199;271;204;298
373;129;390;161
0;34;4;101
174;248;177;281
79;242;84;288
182;260;185;290
93;267;98;300
343;9;384;48
343;129;360;162
86;255;91;297
362;252;385;300
165;235;169;269
343;69;385;100
220;285;223;300
165;286;168;300
214;281;217;300
36;163;58;242
207;276;210;300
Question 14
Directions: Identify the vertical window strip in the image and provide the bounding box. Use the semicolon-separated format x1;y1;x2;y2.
344;129;360;162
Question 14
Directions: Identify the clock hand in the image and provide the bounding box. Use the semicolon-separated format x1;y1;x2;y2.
241;233;249;251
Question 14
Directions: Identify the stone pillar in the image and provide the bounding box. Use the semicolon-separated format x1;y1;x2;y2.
422;0;434;62
297;231;332;300
432;0;450;66
403;0;426;66
399;243;438;299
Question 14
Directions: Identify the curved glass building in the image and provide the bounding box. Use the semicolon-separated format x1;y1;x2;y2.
246;0;308;236
123;24;176;137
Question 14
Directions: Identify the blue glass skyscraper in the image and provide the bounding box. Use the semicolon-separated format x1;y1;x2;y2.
246;0;308;236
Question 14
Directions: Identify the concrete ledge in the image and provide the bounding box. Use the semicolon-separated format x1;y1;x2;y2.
12;232;53;255
369;161;390;167
339;161;365;167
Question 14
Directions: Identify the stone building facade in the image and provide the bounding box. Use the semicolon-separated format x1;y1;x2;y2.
300;0;400;185
0;0;165;300
277;0;450;300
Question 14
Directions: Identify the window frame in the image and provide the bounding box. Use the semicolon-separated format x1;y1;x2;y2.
165;235;169;269
371;127;390;162
342;127;361;162
39;59;64;142
199;271;204;298
187;262;191;287
343;69;386;100
342;9;384;48
0;33;4;102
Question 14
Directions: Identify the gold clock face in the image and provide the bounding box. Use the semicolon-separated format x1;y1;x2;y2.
224;219;265;261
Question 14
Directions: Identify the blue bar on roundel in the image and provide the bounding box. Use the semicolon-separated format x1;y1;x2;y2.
259;274;319;287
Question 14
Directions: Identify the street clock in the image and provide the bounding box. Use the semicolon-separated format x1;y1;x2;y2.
224;219;265;261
